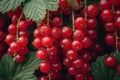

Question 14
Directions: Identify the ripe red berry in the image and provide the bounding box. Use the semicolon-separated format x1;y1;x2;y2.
33;38;43;48
101;10;113;22
81;63;91;74
60;38;72;50
74;17;86;30
12;15;18;24
36;50;48;60
16;54;25;63
86;4;99;18
51;17;63;27
105;33;116;45
61;26;72;38
72;58;84;68
51;63;62;72
59;0;68;9
19;30;30;38
104;56;117;67
115;17;120;29
104;22;115;32
40;62;51;73
42;36;53;48
72;40;83;51
18;36;28;46
82;37;91;48
19;46;29;55
39;25;51;36
18;20;28;31
47;46;58;56
73;30;84;41
87;18;98;29
8;24;17;35
10;42;21;52
82;52;91;62
51;27;62;39
66;50;78;60
64;58;72;67
68;67;79;75
75;74;85;80
98;0;111;10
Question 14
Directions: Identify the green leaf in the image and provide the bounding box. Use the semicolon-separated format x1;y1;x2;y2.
23;0;59;23
0;0;25;13
0;51;41;80
43;0;59;11
23;0;46;23
92;55;116;80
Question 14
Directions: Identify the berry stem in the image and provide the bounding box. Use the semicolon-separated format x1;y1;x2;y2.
16;13;23;41
112;5;119;55
115;31;119;55
72;11;75;31
84;0;87;20
13;13;23;61
47;10;50;25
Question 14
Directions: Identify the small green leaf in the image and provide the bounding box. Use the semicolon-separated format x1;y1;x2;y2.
0;0;25;13
0;51;41;80
92;55;116;80
23;0;46;23
43;0;59;11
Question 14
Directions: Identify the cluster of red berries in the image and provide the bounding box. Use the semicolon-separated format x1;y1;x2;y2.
98;0;120;47
5;8;33;63
32;0;106;80
0;17;7;59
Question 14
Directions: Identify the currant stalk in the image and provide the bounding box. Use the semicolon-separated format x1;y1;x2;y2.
112;6;119;55
13;13;23;60
47;10;51;80
72;11;75;31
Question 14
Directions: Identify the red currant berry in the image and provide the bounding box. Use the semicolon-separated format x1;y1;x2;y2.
104;22;115;32
36;50;48;60
66;50;78;60
75;74;85;80
105;33;116;45
18;36;28;46
10;42;21;52
47;46;58;56
87;18;98;29
81;63;91;74
39;25;51;36
51;27;62;39
104;56;117;67
86;4;99;18
74;17;86;30
62;26;72;38
98;0;111;10
40;62;51;73
18;20;28;31
101;10;113;22
16;54;25;63
72;58;84;68
73;30;84;41
33;38;43;48
8;24;17;35
42;36;53;48
51;17;63;27
115;17;120;29
68;67;79;75
82;37;91;48
72;40;83;51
